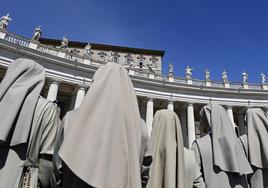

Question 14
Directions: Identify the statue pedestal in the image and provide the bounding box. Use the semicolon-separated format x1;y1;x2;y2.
205;81;211;86
262;84;268;90
149;74;155;79
28;40;38;50
0;30;6;39
187;79;192;84
224;83;230;88
128;70;135;76
83;58;91;65
58;50;66;58
243;84;249;89
168;77;174;82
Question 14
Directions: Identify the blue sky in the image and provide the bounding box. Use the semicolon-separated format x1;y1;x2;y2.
1;0;268;83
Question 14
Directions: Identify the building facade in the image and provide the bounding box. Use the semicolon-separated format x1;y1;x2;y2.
0;27;268;148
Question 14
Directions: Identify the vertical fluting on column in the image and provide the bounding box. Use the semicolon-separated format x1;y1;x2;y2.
146;97;154;137
187;103;196;148
74;85;87;109
167;101;174;111
47;79;61;101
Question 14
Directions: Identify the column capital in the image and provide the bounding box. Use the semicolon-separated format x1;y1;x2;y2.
76;84;88;90
224;105;234;109
186;102;194;106
48;78;62;85
74;85;86;109
147;96;155;101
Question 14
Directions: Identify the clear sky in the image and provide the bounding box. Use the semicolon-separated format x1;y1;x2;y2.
1;0;268;83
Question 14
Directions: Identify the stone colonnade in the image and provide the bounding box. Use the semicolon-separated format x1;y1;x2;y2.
46;79;87;109
47;79;247;148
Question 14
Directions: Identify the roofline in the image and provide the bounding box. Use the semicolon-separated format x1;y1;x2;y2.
39;38;165;57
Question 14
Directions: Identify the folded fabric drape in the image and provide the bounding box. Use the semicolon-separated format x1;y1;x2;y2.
58;62;144;188
0;58;45;146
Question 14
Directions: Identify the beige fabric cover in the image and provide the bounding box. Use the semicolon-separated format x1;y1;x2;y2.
199;104;252;174
147;110;185;188
240;108;268;188
0;96;60;188
0;58;61;188
0;58;45;146
246;108;268;169
192;137;249;188
184;148;205;188
59;62;143;188
140;119;152;188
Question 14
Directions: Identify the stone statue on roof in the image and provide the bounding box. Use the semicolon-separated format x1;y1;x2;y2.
32;26;42;41
242;71;248;84
84;43;92;57
205;69;210;81
261;73;266;84
0;13;12;30
59;36;68;49
185;66;193;79
128;61;136;70
222;70;228;84
107;50;114;62
147;62;155;74
168;63;174;77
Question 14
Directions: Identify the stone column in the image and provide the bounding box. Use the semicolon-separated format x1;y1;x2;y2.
226;106;235;128
167;101;174;111
187;103;196;148
146;97;154;137
74;85;87;109
47;79;61;101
